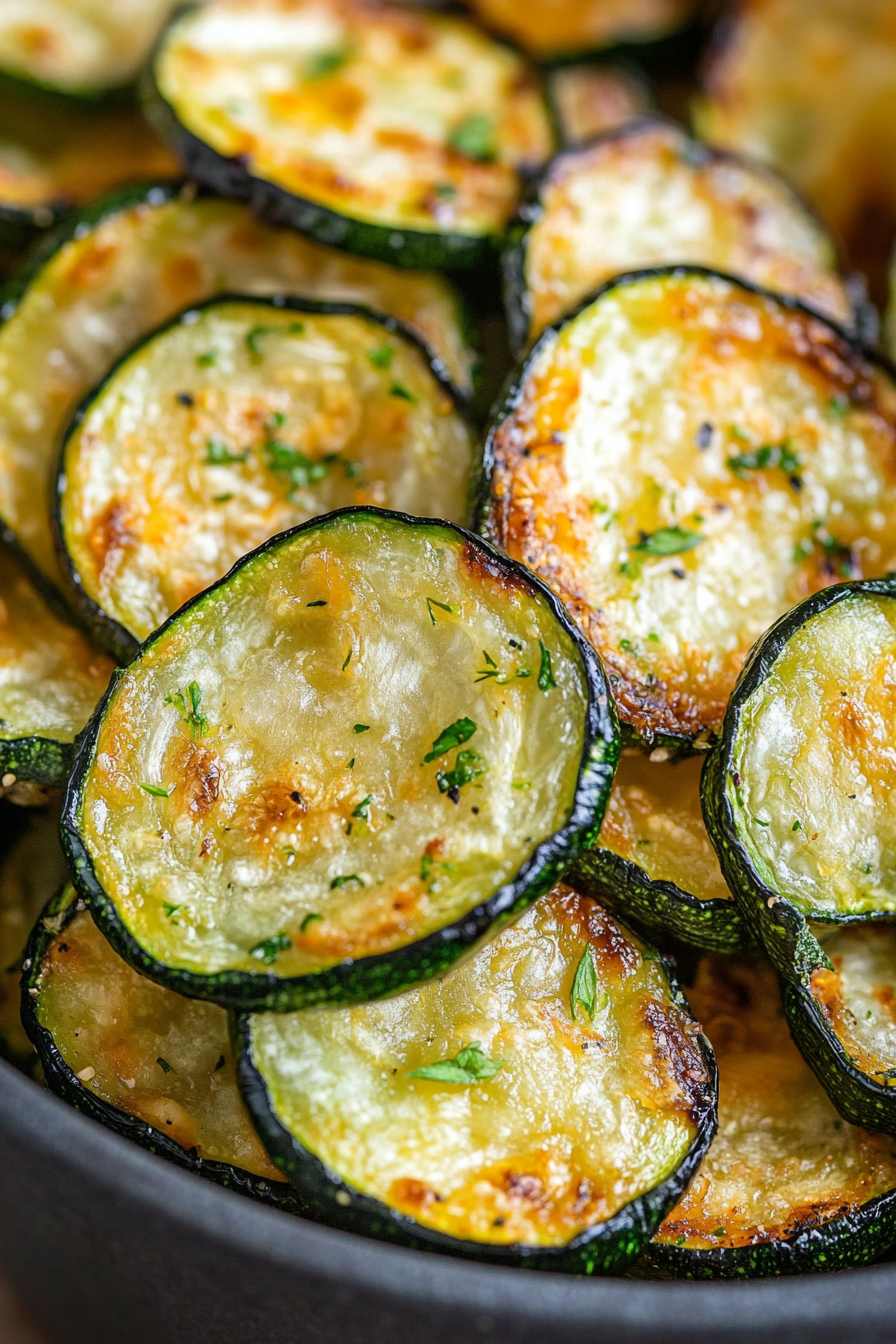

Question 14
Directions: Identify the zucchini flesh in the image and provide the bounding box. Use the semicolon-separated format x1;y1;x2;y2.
0;806;67;1064
481;268;896;752
151;0;553;261
463;0;698;61
0;0;178;97
59;296;475;653
64;509;617;1011
0;185;477;591
508;120;851;349
26;887;291;1198
239;883;716;1269
545;65;650;149
571;753;753;955
0;545;114;795
648;955;896;1277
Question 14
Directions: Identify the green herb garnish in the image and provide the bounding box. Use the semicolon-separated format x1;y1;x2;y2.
353;724;370;734
538;641;556;692
408;1041;502;1084
265;438;333;495
307;599;327;607
389;381;417;403
342;649;352;670
246;322;305;361
165;681;208;738
305;47;349;79
162;902;181;919
425;596;455;624
205;440;248;465
570;945;598;1022
633;527;705;557
827;394;849;420
141;782;174;798
299;912;323;934
448;114;496;162
330;875;364;889
424;717;477;762
250;932;292;965
727;441;802;480
436;749;484;795
352;795;373;820
157;1057;173;1073
368;345;396;369
196;348;218;367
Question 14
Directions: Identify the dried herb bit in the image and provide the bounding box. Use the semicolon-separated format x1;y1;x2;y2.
213;493;234;504
342;649;353;671
633;527;705;557
368;344;396;369
351;795;373;820
437;749;484;795
205;440;248;465
250;932;292;965
425;596;456;624
726;441;802;481
538;641;556;692
420;853;457;882
424;718;477;762
408;1041;502;1084
141;781;174;798
265;438;334;496
570;945;598;1023
299;912;323;934
196;348;218;367
304;47;349;79
448;114;496;162
165;681;208;738
162;902;181;919
156;1057;173;1073
246;322;305;361
330;874;364;889
389;381;417;403
353;723;370;734
307;599;327;608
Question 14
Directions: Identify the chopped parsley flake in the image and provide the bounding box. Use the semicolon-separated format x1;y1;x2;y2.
165;681;208;738
196;348;218;367
330;875;364;889
389;381;417;403
538;641;556;692
726;441;802;481
265;438;334;496
424;717;477;762
353;724;370;734
162;902;181;919
570;945;598;1022
448;114;496;162
213;493;234;504
305;47;349;79
425;596;456;624
351;795;373;820
512;781;531;790
250;932;292;965
342;650;352;671
368;345;396;369
633;527;704;557
792;819;802;832
307;599;327;607
827;394;849;420
246;322;305;361
141;782;174;798
408;1041;502;1084
437;749;484;796
205;440;248;465
299;912;323;934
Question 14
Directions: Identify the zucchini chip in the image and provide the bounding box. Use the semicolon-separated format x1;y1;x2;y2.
23;885;296;1210
571;753;755;955
461;0;699;63
703;579;896;972
648;955;896;1278
63;509;617;1012
545;65;650;150
504;120;852;350
0;183;477;592
148;0;554;272
237;884;716;1272
0;805;67;1065
58;295;476;660
480;268;896;753
0;0;178;99
785;924;896;1138
0;545;114;800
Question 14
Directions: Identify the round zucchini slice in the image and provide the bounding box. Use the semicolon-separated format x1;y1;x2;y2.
147;0;554;273
544;64;650;151
58;295;476;661
703;579;896;972
647;954;896;1278
504;119;852;351
0;182;477;593
0;544;114;800
570;752;755;955
479;267;896;754
22;885;297;1210
237;883;716;1272
63;508;618;1012
460;0;699;63
0;0;178;99
0;805;67;1065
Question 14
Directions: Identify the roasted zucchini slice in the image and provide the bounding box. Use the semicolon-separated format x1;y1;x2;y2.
148;0;554;272
504;119;852;350
479;268;896;753
703;579;896;973
237;883;716;1271
58;295;476;660
0;805;67;1065
22;885;296;1209
0;544;114;799
461;0;699;62
0;182;477;592
63;509;617;1012
545;64;650;150
647;955;896;1278
571;752;755;955
0;0;178;99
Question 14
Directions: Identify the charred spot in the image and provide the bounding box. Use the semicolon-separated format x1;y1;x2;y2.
389;1178;440;1213
504;1171;545;1204
64;239;120;291
171;740;221;819
640;999;712;1120
89;499;136;583
872;983;896;1026
460;539;531;599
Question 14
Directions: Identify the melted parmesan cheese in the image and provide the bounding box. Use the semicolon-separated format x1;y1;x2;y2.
811;923;896;1082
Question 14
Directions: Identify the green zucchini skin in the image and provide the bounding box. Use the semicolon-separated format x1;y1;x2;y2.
233;938;717;1273
701;577;896;977
61;506;620;1012
20;886;301;1213
0;736;73;793
53;293;477;666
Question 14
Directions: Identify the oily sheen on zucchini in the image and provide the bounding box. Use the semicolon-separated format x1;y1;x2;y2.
785;924;896;1138
545;65;650;151
0;182;476;592
504;119;852;350
237;883;716;1271
703;579;896;974
0;545;114;798
461;0;699;62
58;294;475;659
148;0;554;272
63;509;617;1011
480;268;896;753
571;753;754;955
23;885;295;1208
647;956;896;1278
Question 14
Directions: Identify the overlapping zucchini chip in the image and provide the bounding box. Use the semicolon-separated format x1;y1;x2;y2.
23;885;296;1208
148;0;554;271
461;0;699;63
0;545;114;800
704;579;896;971
58;295;476;660
647;956;896;1277
545;65;650;150
238;883;716;1271
0;182;477;591
571;753;754;955
0;805;67;1065
505;119;852;350
0;0;178;99
479;268;896;753
63;509;618;1011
